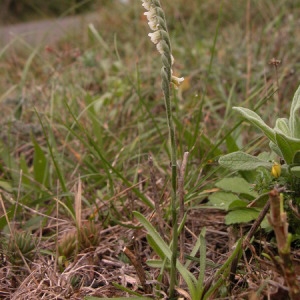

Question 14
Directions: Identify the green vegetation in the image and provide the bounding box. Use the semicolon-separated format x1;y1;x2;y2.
1;0;300;299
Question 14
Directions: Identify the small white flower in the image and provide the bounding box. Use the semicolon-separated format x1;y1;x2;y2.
144;7;156;21
148;30;161;44
171;75;184;89
156;41;164;54
144;8;159;30
171;54;174;65
148;20;159;31
141;0;152;11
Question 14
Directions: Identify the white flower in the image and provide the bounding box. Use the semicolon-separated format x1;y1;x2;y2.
171;75;184;89
148;20;159;31
144;8;159;30
156;41;164;54
148;30;161;44
141;0;152;11
144;7;156;21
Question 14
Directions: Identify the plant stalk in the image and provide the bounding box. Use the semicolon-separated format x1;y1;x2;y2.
141;1;184;297
161;51;178;300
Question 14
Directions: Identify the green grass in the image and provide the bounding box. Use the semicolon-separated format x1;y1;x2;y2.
0;0;300;298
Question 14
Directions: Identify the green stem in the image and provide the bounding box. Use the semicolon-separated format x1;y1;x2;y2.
142;1;180;297
161;59;178;300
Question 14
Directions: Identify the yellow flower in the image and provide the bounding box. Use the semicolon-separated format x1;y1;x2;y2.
271;162;281;178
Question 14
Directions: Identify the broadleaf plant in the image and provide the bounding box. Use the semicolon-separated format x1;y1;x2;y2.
220;85;300;175
218;84;300;229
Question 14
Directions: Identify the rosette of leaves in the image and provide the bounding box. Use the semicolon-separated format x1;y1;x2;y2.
4;231;37;266
58;222;100;264
58;231;78;261
78;221;100;251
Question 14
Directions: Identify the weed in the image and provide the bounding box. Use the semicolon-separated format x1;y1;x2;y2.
3;231;37;266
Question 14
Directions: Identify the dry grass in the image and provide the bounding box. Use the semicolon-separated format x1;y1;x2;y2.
1;0;300;299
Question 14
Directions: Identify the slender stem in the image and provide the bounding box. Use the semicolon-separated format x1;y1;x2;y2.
161;56;178;300
141;1;184;297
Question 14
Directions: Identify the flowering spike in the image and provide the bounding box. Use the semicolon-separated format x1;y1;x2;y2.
141;0;184;89
155;16;167;31
141;0;152;10
140;1;184;297
148;31;161;44
156;40;168;55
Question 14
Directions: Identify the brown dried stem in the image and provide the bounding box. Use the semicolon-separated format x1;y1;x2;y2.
268;189;300;300
243;199;270;248
123;246;150;293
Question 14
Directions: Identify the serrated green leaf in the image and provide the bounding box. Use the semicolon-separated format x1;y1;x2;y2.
233;107;276;143
225;208;260;225
219;151;272;171
215;177;257;198
289;85;300;138
208;192;240;210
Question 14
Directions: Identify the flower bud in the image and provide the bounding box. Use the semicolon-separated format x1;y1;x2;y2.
271;162;281;178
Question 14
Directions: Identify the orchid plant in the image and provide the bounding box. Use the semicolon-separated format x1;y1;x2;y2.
138;0;184;298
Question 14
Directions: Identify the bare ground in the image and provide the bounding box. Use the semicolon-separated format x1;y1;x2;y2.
0;12;99;48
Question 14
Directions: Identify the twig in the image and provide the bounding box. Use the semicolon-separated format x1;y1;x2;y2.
243;199;270;248
268;189;300;300
123;246;150;293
